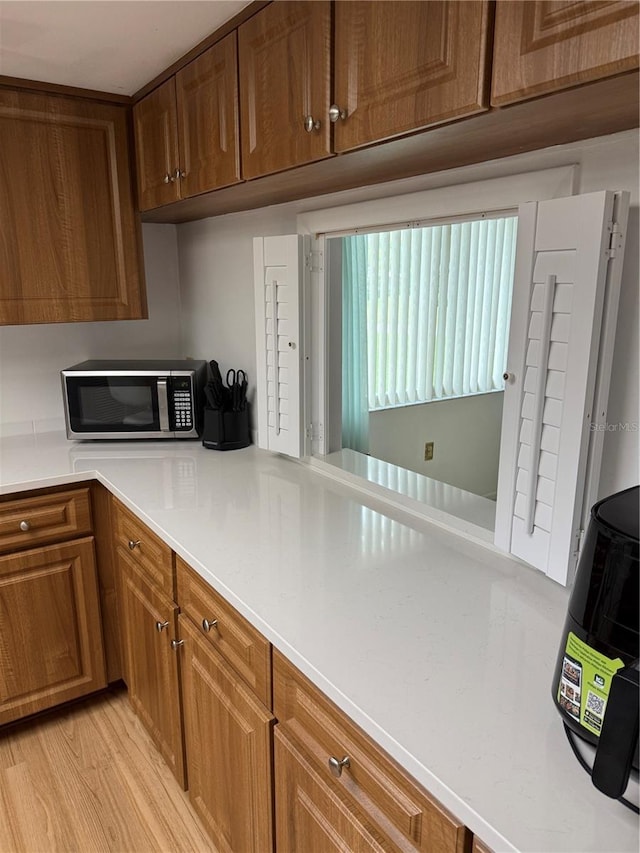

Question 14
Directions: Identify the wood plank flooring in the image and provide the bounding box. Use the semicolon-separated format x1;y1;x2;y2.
0;686;215;852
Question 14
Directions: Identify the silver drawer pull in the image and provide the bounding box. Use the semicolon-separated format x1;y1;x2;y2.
19;520;30;532
155;620;169;633
171;639;184;650
202;618;218;633
128;539;141;550
328;755;350;778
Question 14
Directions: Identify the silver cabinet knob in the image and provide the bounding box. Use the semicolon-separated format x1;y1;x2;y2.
128;539;141;550
19;520;30;532
202;618;218;633
329;104;347;123
155;620;169;633
503;372;514;383
304;115;321;132
328;755;350;777
170;639;184;650
175;168;186;179
163;173;174;184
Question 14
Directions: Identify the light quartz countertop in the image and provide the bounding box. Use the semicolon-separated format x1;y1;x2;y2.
0;430;638;853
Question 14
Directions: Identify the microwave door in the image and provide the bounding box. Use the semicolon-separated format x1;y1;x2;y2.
65;375;168;437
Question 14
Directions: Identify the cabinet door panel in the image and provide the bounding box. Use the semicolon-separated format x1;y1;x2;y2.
179;615;274;853
0;538;106;725
119;554;185;787
275;727;387;853
239;0;332;179
491;0;640;106
0;90;146;324
133;78;180;210
176;32;241;197
334;1;490;153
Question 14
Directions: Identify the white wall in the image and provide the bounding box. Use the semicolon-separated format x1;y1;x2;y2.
177;207;297;393
0;224;181;433
177;130;639;501
369;392;504;498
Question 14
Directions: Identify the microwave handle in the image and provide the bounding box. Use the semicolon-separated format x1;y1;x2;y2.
157;378;170;431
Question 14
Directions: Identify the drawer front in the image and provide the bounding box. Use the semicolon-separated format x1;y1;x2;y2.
0;488;92;554
113;500;174;597
273;651;469;853
176;557;272;709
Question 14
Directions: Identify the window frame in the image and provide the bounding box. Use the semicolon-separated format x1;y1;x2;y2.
299;166;578;463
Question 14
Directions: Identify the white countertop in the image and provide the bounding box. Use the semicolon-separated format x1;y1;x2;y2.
1;430;638;853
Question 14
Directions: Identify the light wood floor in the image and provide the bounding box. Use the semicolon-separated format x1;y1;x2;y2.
0;687;215;853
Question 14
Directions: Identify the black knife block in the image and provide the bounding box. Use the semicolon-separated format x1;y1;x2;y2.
202;405;250;451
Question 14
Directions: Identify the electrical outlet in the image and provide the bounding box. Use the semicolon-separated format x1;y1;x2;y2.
424;441;434;461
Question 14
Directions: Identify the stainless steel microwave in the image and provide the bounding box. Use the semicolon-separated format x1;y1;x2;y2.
61;359;207;439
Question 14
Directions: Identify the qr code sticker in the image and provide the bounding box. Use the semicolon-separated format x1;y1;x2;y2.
587;691;605;718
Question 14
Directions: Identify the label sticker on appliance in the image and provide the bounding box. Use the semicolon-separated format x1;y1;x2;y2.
557;632;625;735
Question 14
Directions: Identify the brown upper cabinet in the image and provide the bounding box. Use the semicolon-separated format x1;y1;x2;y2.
0;88;146;325
332;0;492;153
491;0;640;106
134;32;241;210
134;0;639;222
238;0;332;180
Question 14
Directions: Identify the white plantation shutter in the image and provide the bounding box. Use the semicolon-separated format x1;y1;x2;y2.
495;190;630;586
254;235;305;457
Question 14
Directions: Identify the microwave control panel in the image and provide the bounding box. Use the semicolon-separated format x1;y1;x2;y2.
169;377;194;431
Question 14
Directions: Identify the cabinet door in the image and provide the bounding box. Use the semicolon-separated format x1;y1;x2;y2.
133;78;180;210
118;549;185;787
333;1;490;153
176;32;241;197
275;727;387;853
491;0;639;106
238;0;332;179
179;615;274;853
0;538;106;725
0;89;146;324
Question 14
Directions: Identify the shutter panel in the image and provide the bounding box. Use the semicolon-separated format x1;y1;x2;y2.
495;190;629;585
254;235;305;458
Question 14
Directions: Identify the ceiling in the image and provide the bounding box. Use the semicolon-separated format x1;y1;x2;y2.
0;0;251;95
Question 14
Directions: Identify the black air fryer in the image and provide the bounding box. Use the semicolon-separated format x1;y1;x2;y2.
552;485;639;808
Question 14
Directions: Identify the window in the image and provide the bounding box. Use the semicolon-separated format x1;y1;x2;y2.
343;216;517;413
255;168;628;586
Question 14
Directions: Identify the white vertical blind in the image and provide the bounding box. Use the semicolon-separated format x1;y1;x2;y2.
349;216;518;410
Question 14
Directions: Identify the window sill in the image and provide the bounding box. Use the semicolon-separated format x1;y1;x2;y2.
307;449;497;548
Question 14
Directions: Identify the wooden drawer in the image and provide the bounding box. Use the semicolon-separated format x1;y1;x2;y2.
0;488;92;554
112;499;174;598
176;557;271;709
273;651;469;853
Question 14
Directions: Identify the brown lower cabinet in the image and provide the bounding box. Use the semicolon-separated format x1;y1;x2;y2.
1;485;490;852
117;546;186;788
0;486;107;726
178;614;274;852
275;726;394;852
274;651;470;853
0;538;106;725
